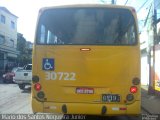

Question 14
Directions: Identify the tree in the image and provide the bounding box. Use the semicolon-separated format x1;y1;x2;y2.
17;33;32;66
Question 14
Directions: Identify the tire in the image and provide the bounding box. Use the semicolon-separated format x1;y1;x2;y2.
18;84;25;90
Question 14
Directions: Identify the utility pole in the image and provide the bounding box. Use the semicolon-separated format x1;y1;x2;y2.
148;1;157;94
112;0;115;4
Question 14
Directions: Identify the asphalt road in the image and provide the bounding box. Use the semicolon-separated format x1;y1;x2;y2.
0;82;145;120
0;83;32;114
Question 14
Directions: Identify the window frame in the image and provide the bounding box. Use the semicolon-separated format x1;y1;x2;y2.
11;21;15;29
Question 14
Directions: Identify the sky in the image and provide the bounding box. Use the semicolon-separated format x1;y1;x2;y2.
0;0;148;42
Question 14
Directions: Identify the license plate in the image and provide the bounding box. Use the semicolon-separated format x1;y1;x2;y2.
102;94;120;102
76;88;94;94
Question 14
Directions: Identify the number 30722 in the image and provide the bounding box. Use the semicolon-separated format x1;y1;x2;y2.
45;72;76;80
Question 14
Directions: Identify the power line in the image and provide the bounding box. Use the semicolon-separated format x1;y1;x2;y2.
124;0;129;5
137;0;150;13
144;4;152;27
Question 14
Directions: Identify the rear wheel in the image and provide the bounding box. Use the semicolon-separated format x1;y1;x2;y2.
18;84;25;90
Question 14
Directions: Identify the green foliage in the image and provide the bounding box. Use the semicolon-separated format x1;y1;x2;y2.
17;33;32;65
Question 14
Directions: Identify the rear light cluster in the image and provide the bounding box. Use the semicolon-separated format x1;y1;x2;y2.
126;77;140;102
32;75;45;99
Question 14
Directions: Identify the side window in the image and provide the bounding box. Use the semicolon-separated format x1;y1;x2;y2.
121;25;136;44
129;26;136;44
46;30;58;44
39;24;63;44
40;25;46;44
11;21;15;29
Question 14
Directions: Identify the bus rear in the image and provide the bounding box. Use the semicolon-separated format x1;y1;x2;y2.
32;4;140;116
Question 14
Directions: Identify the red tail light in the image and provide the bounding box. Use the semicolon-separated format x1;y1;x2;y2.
34;83;41;91
130;86;138;93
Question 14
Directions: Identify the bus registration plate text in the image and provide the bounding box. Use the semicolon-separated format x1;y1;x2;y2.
102;94;120;102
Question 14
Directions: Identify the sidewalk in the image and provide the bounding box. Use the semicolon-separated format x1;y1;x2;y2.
141;85;160;114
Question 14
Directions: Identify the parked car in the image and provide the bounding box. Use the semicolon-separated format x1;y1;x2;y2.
13;64;32;90
2;67;23;83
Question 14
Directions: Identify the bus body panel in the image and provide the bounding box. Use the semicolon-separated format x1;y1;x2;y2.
32;98;140;115
33;45;140;103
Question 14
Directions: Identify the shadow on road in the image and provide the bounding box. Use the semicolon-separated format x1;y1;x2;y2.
0;77;17;84
21;89;31;94
0;80;16;85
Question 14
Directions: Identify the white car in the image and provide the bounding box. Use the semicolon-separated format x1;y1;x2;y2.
13;64;32;90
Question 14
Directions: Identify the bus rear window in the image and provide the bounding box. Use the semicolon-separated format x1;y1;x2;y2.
36;8;137;45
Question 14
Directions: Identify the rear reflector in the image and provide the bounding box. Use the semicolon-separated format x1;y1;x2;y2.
130;86;138;93
34;83;41;91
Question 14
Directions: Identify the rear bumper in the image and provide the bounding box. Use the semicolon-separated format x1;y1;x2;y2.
32;98;140;116
13;79;31;84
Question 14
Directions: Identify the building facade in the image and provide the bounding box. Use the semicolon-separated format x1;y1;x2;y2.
0;7;19;75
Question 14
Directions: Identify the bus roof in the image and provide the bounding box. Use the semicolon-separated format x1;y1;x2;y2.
39;4;136;14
